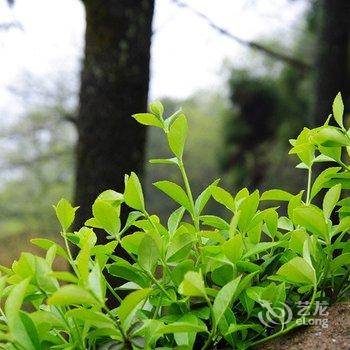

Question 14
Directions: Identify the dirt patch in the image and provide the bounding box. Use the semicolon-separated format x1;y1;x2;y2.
256;301;350;350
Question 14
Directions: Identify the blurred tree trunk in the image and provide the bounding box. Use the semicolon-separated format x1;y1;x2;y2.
313;0;350;125
74;1;154;232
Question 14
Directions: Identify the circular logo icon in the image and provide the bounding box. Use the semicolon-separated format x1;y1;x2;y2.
258;301;293;328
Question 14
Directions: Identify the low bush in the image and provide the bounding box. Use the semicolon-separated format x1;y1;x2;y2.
0;94;349;349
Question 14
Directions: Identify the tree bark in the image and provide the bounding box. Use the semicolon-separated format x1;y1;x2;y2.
74;0;154;233
313;0;350;125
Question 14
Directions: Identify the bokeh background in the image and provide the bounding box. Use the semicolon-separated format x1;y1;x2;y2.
0;0;349;266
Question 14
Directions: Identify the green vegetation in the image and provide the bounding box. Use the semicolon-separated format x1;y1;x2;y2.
0;95;349;349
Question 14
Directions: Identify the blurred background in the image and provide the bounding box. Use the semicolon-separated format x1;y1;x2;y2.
0;0;349;266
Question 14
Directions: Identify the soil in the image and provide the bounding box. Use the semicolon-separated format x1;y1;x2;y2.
255;301;350;350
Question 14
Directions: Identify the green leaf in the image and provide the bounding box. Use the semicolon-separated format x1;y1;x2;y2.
167;114;188;158
97;189;124;205
200;215;229;230
92;200;121;236
156;322;207;336
30;238;68;259
173;314;200;347
312;127;349;147
277;257;315;285
124;172;145;212
213;276;241;324
18;312;41;350
121;232;145;255
323;184;341;219
53;198;77;231
167;207;185;235
330;253;350;272
66;308;113;327
108;259;149;288
171;259;194;286
311;167;341;200
194;179;220;216
210;186;235;211
5;278;36;350
132;113;163;128
88;263;105;302
149;100;164;118
117;288;151;329
166;231;195;263
288;191;304;221
154;181;191;212
34;257;58;293
289;128;315;167
76;243;90;284
223;234;244;263
293;205;328;241
332;92;344;129
289;229;309;255
243;242;281;259
264;209;278;238
49;271;78;283
178;271;206;297
261;189;293;201
238;190;260;232
48;285;97;306
226;323;262;335
138;234;160;272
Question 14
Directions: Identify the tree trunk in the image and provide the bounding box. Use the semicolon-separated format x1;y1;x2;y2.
74;0;154;229
313;0;350;125
73;1;154;304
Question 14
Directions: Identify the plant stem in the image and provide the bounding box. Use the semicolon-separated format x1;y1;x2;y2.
178;160;200;231
61;230;80;277
201;295;216;350
106;280;123;304
306;166;312;205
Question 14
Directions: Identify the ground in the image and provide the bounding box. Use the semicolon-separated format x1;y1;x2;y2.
256;301;350;350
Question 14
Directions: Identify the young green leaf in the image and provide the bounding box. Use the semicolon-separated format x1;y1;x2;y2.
156;322;207;336
211;186;235;212
117;288;151;329
48;285;97;306
213;276;241;324
53;198;77;231
293;205;328;241
223;234;244;263
124;172;145;212
178;271;206;297
260;189;293;201
154;180;191;212
5;279;31;346
167;207;185;235
323;184;341;219
92;200;121;236
88;263;106;302
332;92;344;129
132;113;163;128
277;257;315;285
237;190;260;232
310;167;341;200
138;234;160;272
149;100;164;118
194;179;220;215
121;231;145;255
166;231;195;263
167;114;188;159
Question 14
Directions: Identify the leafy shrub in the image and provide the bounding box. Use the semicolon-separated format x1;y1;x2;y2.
0;94;349;350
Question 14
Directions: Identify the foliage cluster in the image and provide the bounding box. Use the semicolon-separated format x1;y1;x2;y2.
0;95;349;349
